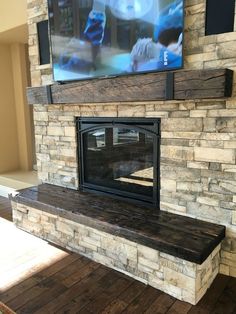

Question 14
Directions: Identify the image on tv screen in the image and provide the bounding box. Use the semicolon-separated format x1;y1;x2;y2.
48;0;184;82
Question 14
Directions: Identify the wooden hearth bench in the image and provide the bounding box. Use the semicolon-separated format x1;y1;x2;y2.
10;184;225;305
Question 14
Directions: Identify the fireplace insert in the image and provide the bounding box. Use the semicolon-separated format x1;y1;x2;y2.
76;118;161;208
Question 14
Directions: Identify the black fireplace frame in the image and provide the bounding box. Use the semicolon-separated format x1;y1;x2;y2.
76;117;161;208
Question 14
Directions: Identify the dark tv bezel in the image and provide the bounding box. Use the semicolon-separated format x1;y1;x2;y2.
47;0;185;84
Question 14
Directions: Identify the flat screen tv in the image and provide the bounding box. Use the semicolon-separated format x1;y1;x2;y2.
48;0;184;82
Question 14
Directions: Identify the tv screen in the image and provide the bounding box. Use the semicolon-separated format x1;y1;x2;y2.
48;0;184;82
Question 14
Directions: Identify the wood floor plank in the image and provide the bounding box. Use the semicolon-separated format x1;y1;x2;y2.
33;266;110;314
0;253;80;303
144;293;175;314
0;198;12;220
15;260;99;313
62;260;100;288
99;281;147;314
123;285;162;313
82;274;132;313
167;300;192;314
56;268;111;314
7;257;87;311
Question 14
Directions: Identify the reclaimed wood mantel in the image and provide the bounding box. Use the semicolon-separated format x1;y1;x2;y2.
27;68;233;105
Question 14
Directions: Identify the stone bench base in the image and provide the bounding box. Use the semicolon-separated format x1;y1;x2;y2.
11;201;220;305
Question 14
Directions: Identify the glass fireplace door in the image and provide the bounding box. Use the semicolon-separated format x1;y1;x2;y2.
78;118;160;207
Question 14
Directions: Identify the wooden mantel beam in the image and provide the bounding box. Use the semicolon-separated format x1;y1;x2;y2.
27;68;233;105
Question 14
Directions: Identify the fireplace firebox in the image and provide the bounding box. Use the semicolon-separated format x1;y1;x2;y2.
76;118;161;208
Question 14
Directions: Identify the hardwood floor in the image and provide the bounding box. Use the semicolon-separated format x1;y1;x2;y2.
0;196;236;313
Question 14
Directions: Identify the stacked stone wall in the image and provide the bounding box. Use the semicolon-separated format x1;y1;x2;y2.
12;201;221;305
27;0;236;277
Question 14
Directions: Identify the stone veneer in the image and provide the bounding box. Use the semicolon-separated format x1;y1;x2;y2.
26;0;236;282
12;201;221;305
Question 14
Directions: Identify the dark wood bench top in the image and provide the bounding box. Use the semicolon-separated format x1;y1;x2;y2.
11;184;225;264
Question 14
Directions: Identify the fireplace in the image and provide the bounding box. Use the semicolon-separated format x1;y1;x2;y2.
76;117;161;207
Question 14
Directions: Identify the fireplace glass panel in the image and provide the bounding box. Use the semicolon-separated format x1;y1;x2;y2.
83;127;154;198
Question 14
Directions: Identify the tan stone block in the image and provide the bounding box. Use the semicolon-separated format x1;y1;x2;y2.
162;132;201;140
190;139;223;149
232;212;236;225
80;236;100;248
115;236;137;248
194;147;235;164
159;257;197;278
233;196;236;203
190;110;207;117
164;268;195;292
20;220;43;233
202;133;233;141
28;45;38;56
219;181;236;194
43;222;55;233
42;74;53;85
138;257;160;271
161;201;186;213
47;127;64;136
148;275;164;290
28;23;37;35
161;146;194;161
56;221;75;236
219;263;230;276
196;100;225;110
162;118;202;132
224;141;236;149
226;100;236;109
146;111;169;118
145;104;155;111
169;111;190;118
197;196;219;207
28;211;41;223
101;237;137;263
217;41;236;59
203;43;216;53
65;127;76;137
59;148;76;157
79;240;97;252
216;32;236;42
185;10;204;30
177;182;203;193
203;118;216;132
34;112;49;121
187;161;209;170
161;179;177;192
37;153;50;162
186;53;205;63
31;70;41;86
179;102;195;110
137;263;154;274
13;210;23;221
96;111;118;117
155;103;179;110
58;116;75;122
123;244;137;262
92;252;114;267
229;266;236;277
221;164;236;173
208;110;236;117
17;204;29;214
182;289;196;305
138;245;159;262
